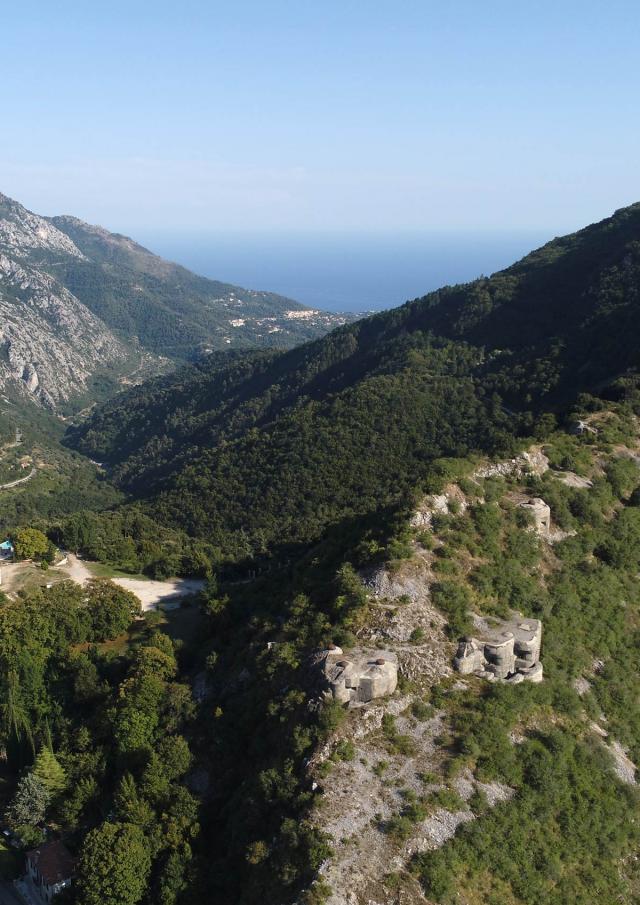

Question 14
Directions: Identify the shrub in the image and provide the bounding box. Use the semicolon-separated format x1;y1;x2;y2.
431;581;472;637
411;699;433;721
334;739;356;762
318;700;346;735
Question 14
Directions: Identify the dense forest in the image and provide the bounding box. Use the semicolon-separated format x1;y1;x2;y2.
0;580;201;904
69;202;640;559
43;208;350;359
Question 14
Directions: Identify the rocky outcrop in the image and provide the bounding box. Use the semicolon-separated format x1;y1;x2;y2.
410;485;468;529
0;252;127;407
472;448;549;481
410;449;550;531
0;192;87;261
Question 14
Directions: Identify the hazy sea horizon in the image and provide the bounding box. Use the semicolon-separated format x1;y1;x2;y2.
137;230;553;313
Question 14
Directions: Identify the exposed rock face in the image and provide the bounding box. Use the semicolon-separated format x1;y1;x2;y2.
571;418;598;436
410;485;468;529
0;251;126;408
0;194;87;260
473;447;550;481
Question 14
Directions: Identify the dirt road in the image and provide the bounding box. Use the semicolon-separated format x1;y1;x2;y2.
2;554;204;610
60;554;204;610
0;467;36;490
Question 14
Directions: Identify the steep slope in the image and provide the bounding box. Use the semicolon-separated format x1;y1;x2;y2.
302;415;640;905
407;199;640;396
46;209;351;358
24;206;640;905
0;197;134;408
69;202;640;555
0;190;352;410
0;252;130;408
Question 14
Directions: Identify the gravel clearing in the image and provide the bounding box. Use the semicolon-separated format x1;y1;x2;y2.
55;554;205;610
111;576;204;610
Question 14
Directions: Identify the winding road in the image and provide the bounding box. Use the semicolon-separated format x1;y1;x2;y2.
0;466;38;490
0;467;36;490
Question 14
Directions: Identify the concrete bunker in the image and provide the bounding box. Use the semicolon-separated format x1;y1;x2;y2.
453;616;543;684
518;497;551;537
321;646;398;705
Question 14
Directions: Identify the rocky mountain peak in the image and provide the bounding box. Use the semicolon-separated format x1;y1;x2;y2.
0;192;87;261
0;189;354;412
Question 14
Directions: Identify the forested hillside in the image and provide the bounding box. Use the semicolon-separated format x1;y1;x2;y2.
48;213;352;358
3;204;640;905
0;190;352;414
70;202;640;558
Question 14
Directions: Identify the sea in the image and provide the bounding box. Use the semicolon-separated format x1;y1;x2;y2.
137;230;552;314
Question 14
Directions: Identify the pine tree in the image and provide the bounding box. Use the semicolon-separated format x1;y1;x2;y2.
114;773;154;827
32;747;67;797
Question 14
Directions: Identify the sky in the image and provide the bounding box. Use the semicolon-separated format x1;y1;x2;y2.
2;0;640;237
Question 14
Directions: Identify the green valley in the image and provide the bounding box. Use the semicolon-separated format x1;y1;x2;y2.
1;205;640;905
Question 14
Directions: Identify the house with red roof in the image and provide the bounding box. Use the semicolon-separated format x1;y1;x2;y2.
20;840;75;904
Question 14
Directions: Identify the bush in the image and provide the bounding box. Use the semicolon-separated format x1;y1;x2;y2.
605;458;640;499
468;787;489;815
411;699;433;721
334;740;355;762
431;581;472;637
318;700;346;735
385;814;414;840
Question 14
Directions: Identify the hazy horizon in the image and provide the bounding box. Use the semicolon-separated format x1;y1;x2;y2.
4;0;639;314
3;0;639;237
137;228;551;312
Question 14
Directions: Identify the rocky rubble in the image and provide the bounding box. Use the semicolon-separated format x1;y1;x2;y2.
305;559;465;904
360;558;453;684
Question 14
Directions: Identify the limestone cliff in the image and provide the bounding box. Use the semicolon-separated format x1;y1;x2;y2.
0;190;354;410
0;196;131;408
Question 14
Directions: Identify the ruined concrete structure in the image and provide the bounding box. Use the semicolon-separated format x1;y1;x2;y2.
322;645;398;704
571;419;598;436
518;497;551;537
453;616;543;684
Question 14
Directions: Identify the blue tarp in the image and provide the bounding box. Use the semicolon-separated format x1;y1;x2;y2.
0;540;14;551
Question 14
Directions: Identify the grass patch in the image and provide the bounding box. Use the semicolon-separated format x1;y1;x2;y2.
84;561;150;581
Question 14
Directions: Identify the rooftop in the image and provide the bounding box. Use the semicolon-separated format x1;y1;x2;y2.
471;616;542;647
27;840;75;885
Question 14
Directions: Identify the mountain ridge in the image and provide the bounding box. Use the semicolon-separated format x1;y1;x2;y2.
0;191;352;410
6;200;640;905
69;201;640;557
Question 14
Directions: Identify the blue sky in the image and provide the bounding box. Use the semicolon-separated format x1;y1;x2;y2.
2;0;639;235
